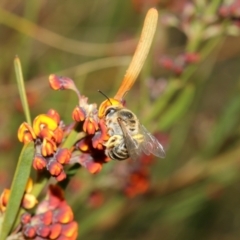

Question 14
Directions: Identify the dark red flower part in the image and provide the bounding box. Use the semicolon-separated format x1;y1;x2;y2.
76;137;91;153
88;190;104;208
21;212;32;224
159;56;174;70
78;153;103;174
61;221;78;237
83;117;99;135
47;109;61;125
56;171;67;182
92;119;109;150
72;106;86;122
36;224;51;238
48;161;63;176
219;5;230;17
53;127;64;144
124;168;150;198
39;210;53;225
49;74;77;91
49;223;62;239
230;2;240;17
183;52;200;64
33;155;47;170
53;204;74;224
91;132;105;150
56;148;71;164
23;225;37;238
48;185;65;206
19;185;78;239
172;64;183;75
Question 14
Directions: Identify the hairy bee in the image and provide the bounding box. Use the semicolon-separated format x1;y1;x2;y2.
98;98;165;161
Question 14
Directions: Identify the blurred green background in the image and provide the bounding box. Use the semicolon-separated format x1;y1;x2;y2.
1;0;240;239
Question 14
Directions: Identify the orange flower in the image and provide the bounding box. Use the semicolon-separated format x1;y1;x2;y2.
19;185;78;240
18;110;71;181
0;178;38;213
0;189;10;212
33;155;47;170
83;117;99;135
56;149;71;164
72;106;86;122
48;161;63;176
18;122;36;143
92;119;109;150
49;74;79;94
41;138;57;156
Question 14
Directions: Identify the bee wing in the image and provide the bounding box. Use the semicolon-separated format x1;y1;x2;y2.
117;118;142;161
139;125;166;158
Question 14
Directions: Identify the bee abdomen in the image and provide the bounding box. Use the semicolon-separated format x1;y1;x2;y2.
107;149;128;161
105;141;129;161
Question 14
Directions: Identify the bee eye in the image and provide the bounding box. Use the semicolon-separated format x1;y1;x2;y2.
119;111;133;119
105;107;116;116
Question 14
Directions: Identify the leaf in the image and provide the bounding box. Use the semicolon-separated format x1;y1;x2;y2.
158;85;195;131
0;142;34;240
202;94;240;157
14;56;31;125
145;80;182;124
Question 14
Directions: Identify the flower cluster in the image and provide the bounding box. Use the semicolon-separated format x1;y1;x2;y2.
159;52;200;76
219;0;240;26
18;109;71;181
14;185;78;240
160;1;240;41
122;154;155;198
0;178;37;213
49;74;111;174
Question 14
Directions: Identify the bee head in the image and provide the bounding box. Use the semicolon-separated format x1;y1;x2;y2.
98;98;123;118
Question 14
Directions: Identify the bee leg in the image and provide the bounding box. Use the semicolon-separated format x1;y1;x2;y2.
105;135;122;148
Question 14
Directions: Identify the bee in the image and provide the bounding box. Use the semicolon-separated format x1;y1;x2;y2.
98;95;165;161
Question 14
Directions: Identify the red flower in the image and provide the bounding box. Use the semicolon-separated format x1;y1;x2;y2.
18;185;78;240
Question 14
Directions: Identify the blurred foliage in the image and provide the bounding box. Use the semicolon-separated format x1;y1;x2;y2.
1;0;240;239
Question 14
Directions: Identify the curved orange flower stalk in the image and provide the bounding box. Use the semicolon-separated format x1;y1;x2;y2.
98;8;159;121
114;8;158;101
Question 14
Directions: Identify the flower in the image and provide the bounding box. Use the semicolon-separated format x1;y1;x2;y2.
159;52;200;76
0;178;38;213
124;167;150;198
17;185;78;240
18;109;72;181
49;74;113;174
71;135;110;174
87;190;104;208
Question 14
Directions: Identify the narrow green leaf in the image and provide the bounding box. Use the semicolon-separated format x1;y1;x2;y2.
202;94;240;157
145;80;182;124
158;85;195;131
80;197;124;237
0;142;34;240
14;56;31;125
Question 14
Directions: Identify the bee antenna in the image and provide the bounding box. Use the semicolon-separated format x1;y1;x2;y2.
98;90;112;105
